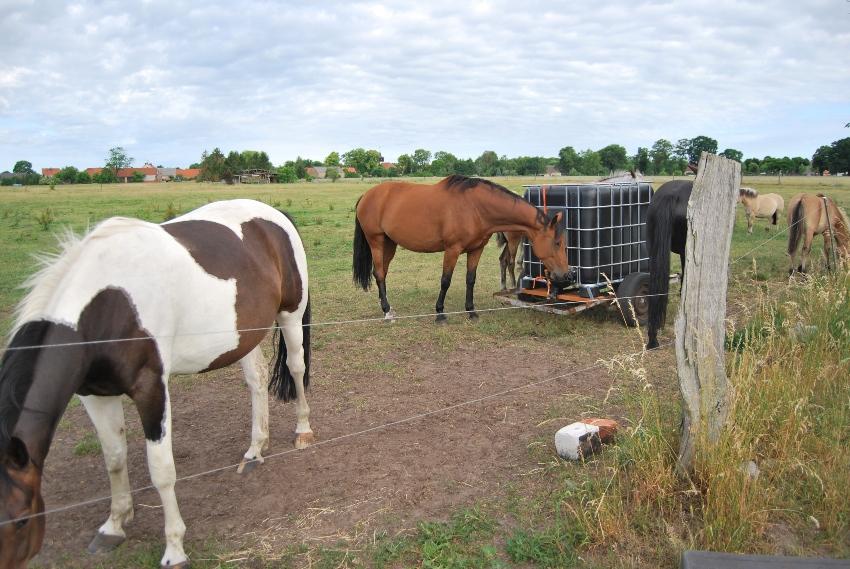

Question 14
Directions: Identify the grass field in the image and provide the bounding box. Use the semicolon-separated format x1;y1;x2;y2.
2;174;849;568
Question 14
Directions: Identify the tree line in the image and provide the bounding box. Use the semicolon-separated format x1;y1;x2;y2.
7;136;847;187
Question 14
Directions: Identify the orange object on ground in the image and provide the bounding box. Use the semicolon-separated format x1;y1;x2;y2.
580;418;618;443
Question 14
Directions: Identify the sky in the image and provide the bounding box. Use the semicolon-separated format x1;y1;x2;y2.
1;0;848;171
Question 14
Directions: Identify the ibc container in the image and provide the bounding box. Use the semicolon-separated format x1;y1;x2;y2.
520;182;653;293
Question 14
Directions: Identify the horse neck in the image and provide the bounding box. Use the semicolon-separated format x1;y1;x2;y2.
475;192;542;234
1;322;87;466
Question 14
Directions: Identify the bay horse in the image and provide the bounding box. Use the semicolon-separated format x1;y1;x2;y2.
353;175;570;321
646;180;692;349
739;187;784;233
0;199;312;569
787;192;850;273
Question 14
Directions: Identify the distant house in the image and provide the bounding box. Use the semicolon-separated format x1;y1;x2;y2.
545;165;562;177
0;171;14;180
343;166;356;174
41;168;60;177
380;162;396;170
177;168;200;180
306;166;346;179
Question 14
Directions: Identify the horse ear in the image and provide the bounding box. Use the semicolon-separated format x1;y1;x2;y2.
550;212;563;227
5;437;30;470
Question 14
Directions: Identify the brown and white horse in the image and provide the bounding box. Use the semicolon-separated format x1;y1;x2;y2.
787;193;850;273
739;187;784;233
0;199;312;568
353;175;570;321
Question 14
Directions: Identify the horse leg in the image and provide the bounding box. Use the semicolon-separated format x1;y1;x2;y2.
369;236;396;319
823;230;834;272
507;237;520;289
435;248;461;323
498;246;508;290
800;229;815;273
747;211;754;234
80;395;133;553
137;377;188;568
465;247;485;319
237;346;270;474
277;311;313;449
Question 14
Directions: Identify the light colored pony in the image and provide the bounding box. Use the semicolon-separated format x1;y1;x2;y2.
787;193;850;273
739;187;784;233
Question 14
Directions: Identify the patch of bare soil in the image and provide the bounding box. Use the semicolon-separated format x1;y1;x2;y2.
33;326;675;567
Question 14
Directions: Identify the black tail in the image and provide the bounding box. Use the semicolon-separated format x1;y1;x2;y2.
772;210;778;225
269;297;311;402
352;212;373;291
788;199;805;256
647;203;674;348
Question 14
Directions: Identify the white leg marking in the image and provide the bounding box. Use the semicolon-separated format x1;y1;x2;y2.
240;345;270;462
80;395;133;539
145;385;188;568
277;313;313;448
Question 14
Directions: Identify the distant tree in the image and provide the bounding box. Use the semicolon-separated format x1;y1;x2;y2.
812;145;833;174
597;144;628;173
674;138;690;160
106;146;133;171
474;150;500;176
686;136;718;163
431;151;458;176
721;148;743;162
828;137;850;173
557;146;580;175
743;158;762;175
189;162;201;169
324;151;340;167
75;171;92;184
92;169;118;184
455;158;476;176
411;149;432;173
650;139;674;174
277;165;297;183
513;156;546;176
578;149;604;176
633;147;650;174
397;154;413;175
56;166;79;184
343;148;382;175
130;171;145;183
13;160;34;175
327;167;341;182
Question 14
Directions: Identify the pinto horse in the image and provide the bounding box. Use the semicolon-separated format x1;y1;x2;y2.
739;187;784;234
646;180;692;350
353;175;570;321
0;199;312;569
787;192;850;273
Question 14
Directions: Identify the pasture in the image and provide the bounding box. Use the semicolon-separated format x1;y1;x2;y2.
1;175;848;568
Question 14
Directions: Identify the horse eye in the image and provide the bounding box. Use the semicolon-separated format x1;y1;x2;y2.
14;518;28;530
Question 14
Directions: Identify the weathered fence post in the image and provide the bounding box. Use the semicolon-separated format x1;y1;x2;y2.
675;152;741;474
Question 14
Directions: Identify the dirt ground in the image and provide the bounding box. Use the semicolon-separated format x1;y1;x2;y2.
32;320;674;567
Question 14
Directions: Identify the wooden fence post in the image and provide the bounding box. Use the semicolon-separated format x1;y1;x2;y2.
675;152;741;474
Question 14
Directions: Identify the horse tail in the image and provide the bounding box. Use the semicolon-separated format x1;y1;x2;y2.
788;198;805;256
772;210;778;225
647;201;674;347
269;296;311;402
495;231;507;247
352;207;373;291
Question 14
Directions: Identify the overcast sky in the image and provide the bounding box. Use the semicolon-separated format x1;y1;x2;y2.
1;0;848;170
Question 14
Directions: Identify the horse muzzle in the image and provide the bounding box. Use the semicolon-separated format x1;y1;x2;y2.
549;268;576;290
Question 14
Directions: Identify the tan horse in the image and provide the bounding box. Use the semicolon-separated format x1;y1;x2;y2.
353;175;571;321
787;193;850;273
739;187;784;233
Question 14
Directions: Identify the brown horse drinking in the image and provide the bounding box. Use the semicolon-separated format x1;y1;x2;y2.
787;192;850;273
353;175;571;321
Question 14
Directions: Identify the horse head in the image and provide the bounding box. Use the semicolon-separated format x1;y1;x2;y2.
0;438;44;568
527;211;572;286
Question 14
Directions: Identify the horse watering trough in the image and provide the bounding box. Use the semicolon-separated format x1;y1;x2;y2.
494;182;657;326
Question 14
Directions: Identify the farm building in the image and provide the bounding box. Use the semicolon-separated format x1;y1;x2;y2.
306;166;346;179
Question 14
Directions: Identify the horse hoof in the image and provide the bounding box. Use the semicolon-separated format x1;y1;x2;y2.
646;340;660;350
88;532;125;554
383;310;396;322
237;457;262;474
467;311;479;320
295;432;315;449
162;562;190;569
435;314;448;324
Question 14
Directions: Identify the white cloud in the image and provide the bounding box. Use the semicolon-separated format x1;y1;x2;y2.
0;0;848;169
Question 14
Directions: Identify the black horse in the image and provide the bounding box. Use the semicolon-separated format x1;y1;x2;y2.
646;180;693;349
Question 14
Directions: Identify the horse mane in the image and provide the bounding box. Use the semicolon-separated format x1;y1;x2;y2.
739;187;759;198
442;175;517;200
14;218;153;330
14;228;86;331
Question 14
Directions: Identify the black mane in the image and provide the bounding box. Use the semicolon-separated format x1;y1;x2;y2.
0;321;53;450
443;175;518;200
